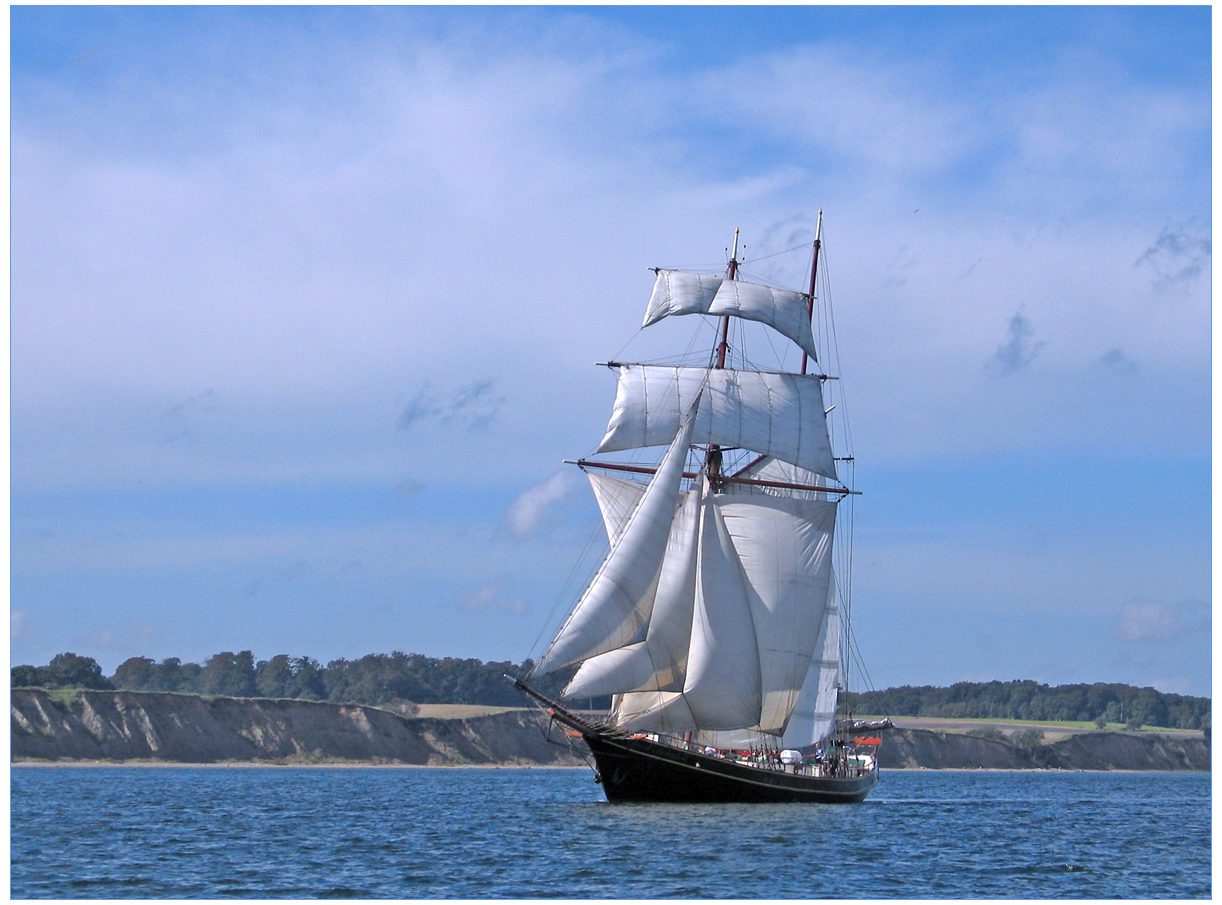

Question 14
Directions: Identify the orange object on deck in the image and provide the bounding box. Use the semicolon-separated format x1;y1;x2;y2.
854;737;882;745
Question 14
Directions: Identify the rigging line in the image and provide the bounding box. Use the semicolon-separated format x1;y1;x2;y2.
608;326;647;367
741;240;812;264
526;516;608;669
732;266;805;293
845;621;877;695
820;246;855;458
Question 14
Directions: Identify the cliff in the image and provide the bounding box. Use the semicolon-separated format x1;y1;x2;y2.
10;689;583;766
879;727;1209;771
11;689;1209;770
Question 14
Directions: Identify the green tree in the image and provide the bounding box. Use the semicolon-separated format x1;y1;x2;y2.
113;656;158;690
11;665;42;687
1132;687;1169;729
255;655;325;700
200;651;257;697
43;652;113;690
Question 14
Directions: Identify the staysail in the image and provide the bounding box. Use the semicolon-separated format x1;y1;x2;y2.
533;395;702;676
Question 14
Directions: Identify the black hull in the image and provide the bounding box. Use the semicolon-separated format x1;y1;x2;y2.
510;677;879;804
584;732;878;804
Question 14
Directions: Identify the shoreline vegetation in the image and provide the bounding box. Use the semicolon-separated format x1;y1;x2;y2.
11;650;1211;731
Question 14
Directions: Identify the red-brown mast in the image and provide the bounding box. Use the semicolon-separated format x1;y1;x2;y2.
714;227;740;369
706;228;740;488
800;209;823;376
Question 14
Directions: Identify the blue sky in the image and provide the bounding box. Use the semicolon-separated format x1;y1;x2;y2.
10;6;1211;696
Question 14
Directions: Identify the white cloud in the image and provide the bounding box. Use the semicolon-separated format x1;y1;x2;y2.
460;578;527;613
504;472;581;539
714;43;978;175
86;621;156;652
9;9;1209;691
1113;599;1208;644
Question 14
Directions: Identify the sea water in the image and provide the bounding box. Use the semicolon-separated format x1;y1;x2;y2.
10;766;1211;899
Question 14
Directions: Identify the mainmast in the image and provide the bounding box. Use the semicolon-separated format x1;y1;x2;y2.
800;210;823;376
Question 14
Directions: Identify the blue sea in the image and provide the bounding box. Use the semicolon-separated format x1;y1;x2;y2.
10;766;1211;899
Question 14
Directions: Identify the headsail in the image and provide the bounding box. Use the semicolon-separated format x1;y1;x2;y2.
533;393;702;676
563;487;700;699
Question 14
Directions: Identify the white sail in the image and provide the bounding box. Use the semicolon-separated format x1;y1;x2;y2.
680;483;764;729
735;454;833;498
611;689;698;733
598;365;837;480
533;400;699;676
606;482;765;735
530;225;865;760
586;472;647;546
642;270;723;326
718;492;837;733
563;488;701;699
643;271;817;360
557;474;836;734
780;587;841;748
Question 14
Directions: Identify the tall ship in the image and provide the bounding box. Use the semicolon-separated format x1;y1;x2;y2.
515;213;889;803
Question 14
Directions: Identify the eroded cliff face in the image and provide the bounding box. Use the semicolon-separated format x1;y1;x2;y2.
878;728;1210;771
11;690;1209;769
10;689;584;765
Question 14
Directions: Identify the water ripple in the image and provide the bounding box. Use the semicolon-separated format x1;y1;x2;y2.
11;767;1211;899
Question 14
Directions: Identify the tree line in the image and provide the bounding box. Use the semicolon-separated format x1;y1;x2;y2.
10;651;582;708
11;652;1210;730
847;679;1210;731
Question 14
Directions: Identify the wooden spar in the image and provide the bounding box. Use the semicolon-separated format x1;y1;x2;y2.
570;458;861;495
800;210;823;377
715;227;740;371
707;228;740;493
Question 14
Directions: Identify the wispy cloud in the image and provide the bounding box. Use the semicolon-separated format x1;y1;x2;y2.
504;472;580;539
398;380;505;431
390;477;425;498
1136;217;1211;292
1097;348;1137;376
987;311;1047;374
460;577;527;612
1113;599;1208;644
8;7;1209;693
160;389;217;444
86;620;155;651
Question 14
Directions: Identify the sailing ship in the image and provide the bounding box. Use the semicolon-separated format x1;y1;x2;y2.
515;213;889;803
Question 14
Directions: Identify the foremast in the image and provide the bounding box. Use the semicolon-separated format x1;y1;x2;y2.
705;227;739;491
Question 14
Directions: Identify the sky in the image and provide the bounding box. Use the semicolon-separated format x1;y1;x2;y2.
10;6;1212;697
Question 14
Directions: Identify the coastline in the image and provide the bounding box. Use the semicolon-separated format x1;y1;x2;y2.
12;687;1208;772
10;760;1205;774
